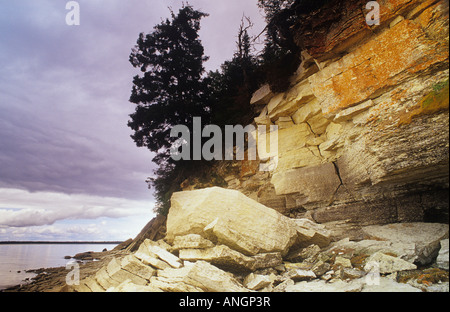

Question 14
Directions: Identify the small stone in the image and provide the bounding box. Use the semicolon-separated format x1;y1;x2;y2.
272;278;295;292
286;279;364;292
426;282;449;293
284;262;314;271
107;280;163;292
362;223;449;265
362;277;421;292
364;252;417;274
251;84;274;106
178;245;255;273
334;256;353;268
243;273;272;291
274;264;286;273
250;252;283;271
333;99;373;122
342;267;366;280
286;269;316;281
276;117;295;129
288;244;321;263
321;270;334;281
312;261;331;277
389;15;405;28
134;249;171;270
143;239;182;269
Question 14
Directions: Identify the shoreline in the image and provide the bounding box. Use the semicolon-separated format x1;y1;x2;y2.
0;240;133;292
2;249;130;292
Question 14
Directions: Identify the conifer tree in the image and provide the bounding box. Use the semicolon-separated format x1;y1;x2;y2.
128;5;209;214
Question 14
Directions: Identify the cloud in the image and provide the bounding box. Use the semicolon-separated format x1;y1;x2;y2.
0;188;154;228
0;103;154;199
0;219;146;241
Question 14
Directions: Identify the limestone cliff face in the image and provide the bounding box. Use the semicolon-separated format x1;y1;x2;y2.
182;0;449;239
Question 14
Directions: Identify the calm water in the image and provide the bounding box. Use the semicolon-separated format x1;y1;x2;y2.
0;244;118;290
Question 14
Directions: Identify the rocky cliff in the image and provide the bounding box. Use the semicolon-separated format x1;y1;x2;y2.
186;0;450;240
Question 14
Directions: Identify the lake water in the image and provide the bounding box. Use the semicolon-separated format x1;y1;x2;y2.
0;243;118;290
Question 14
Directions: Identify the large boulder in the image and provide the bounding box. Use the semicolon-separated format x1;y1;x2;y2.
363;223;449;265
167;187;298;256
178;245;282;273
178;245;256;273
364;252;417;274
151;261;248;292
294;218;332;248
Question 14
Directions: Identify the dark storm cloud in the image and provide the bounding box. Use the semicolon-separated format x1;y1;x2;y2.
0;0;265;203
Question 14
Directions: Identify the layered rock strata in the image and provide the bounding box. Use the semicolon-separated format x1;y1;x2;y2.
215;0;449;238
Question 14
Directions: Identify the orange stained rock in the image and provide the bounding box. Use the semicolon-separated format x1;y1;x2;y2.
312;19;448;116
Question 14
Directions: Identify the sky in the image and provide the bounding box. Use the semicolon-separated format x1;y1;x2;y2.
0;0;266;241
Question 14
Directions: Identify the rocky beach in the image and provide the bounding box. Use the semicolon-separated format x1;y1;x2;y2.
5;187;448;293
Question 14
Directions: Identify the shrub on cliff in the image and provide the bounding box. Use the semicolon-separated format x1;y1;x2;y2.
206;17;261;129
257;0;334;92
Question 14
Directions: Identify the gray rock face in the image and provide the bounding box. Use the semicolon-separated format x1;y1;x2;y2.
437;239;449;270
363;223;449;265
271;163;342;206
210;0;450;235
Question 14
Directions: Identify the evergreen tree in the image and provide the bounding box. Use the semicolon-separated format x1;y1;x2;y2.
128;5;209;215
256;0;301;92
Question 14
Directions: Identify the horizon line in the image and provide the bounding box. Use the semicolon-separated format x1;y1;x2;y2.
0;240;125;245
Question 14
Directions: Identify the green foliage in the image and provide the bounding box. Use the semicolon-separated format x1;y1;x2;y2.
433;79;449;93
257;0;296;22
129;5;210;166
203;17;261;152
207;56;260;128
256;0;335;92
128;5;211;215
257;0;300;92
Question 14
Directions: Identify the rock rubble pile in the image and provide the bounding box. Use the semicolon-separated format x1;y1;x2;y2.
69;187;449;292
